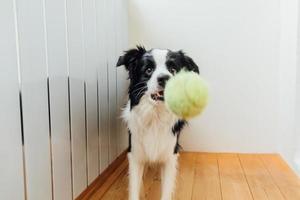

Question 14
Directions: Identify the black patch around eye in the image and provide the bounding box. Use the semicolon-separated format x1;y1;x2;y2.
166;60;176;67
142;58;155;69
145;67;154;75
141;57;156;77
166;50;200;74
127;54;156;109
166;60;179;73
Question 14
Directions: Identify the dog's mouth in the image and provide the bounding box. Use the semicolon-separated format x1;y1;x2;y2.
151;90;164;101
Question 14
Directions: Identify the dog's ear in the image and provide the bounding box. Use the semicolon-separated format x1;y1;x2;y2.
179;50;200;74
116;45;146;71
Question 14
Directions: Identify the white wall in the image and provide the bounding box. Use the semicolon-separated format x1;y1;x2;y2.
278;0;298;174
294;0;300;175
295;60;300;174
129;0;281;153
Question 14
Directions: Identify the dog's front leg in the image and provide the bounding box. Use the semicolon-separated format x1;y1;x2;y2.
128;153;144;200
161;154;178;200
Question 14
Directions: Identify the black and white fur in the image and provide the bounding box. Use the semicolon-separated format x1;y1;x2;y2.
117;46;199;200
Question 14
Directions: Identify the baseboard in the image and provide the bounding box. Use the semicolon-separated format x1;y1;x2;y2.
293;156;300;176
76;150;128;200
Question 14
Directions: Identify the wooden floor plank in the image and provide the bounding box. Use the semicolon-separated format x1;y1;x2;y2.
86;153;300;200
218;153;253;200
77;151;128;200
101;164;162;200
239;154;285;200
260;154;300;200
191;153;222;200
101;169;128;200
142;166;161;200
175;152;197;200
89;159;128;200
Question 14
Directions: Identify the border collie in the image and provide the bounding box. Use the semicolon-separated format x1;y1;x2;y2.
117;46;199;200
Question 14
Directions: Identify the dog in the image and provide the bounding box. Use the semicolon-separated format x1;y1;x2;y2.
117;46;199;200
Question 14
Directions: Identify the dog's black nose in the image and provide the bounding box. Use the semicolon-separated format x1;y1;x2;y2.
157;74;170;87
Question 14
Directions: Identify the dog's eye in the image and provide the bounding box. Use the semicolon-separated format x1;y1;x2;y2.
145;67;153;75
169;67;177;75
167;61;177;74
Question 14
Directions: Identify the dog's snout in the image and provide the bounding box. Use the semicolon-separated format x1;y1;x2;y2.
157;74;170;87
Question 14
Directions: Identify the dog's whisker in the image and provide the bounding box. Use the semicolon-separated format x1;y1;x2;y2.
131;87;145;95
135;88;147;99
131;81;147;88
131;86;147;95
131;84;146;92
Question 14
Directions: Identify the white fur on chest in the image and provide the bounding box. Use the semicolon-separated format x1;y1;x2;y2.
122;97;179;163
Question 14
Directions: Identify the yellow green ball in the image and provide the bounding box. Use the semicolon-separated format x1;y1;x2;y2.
164;71;208;119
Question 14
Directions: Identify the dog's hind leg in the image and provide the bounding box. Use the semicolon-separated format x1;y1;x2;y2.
128;153;144;200
161;154;178;200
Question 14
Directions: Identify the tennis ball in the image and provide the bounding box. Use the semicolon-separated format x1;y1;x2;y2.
164;70;208;119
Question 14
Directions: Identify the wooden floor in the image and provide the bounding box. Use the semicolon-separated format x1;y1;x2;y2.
89;153;300;200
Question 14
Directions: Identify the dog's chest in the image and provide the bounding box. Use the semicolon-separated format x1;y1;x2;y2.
123;99;178;162
134;120;176;162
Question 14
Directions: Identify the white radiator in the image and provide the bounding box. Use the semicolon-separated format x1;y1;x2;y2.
0;0;129;199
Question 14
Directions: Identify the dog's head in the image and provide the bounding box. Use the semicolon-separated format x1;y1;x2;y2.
117;46;199;109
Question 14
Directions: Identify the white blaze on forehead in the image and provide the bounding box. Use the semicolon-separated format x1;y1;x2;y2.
150;49;171;76
151;49;168;66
